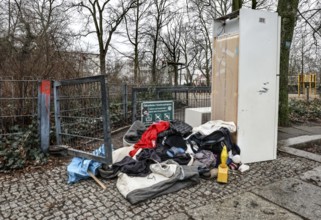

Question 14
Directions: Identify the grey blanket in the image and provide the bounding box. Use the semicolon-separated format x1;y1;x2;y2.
116;161;200;204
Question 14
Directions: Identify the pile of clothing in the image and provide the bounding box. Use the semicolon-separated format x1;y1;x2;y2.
67;119;248;204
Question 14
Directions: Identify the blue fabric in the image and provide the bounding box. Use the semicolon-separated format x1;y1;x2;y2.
67;145;106;184
166;147;185;158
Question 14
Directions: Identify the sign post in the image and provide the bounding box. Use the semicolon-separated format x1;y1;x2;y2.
141;100;174;125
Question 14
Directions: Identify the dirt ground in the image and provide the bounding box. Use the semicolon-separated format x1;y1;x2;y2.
288;93;320;100
296;142;321;155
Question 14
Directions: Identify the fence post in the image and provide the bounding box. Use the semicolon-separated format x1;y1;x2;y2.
37;81;41;149
186;91;189;106
122;84;128;122
39;80;51;153
100;76;113;165
132;88;137;123
53;81;62;145
0;81;1;129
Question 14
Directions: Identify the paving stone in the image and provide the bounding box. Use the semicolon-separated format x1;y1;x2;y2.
68;213;78;218
108;215;119;220
292;126;321;135
133;207;143;214
278;127;311;139
115;210;125;219
35;214;44;220
126;211;134;218
167;192;302;220
132;215;142;220
300;165;321;186
252;178;321;220
1;142;320;220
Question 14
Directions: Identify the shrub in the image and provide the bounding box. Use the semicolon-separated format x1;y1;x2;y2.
289;99;321;123
0;119;47;172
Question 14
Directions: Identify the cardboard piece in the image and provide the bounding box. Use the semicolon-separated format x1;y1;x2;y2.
211;34;239;124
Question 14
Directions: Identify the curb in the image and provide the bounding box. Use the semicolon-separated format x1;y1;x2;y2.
278;135;321;163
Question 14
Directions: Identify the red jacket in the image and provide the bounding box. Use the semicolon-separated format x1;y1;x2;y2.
129;121;170;157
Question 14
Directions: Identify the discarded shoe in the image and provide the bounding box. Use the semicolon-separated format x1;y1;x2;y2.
198;166;211;179
228;162;239;170
238;164;250;173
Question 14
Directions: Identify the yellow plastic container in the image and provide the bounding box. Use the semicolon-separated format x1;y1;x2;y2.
217;145;229;183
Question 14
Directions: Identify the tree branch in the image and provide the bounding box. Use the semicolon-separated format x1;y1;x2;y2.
297;9;321;38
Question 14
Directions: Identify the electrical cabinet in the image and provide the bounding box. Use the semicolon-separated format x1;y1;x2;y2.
211;9;281;163
185;107;211;127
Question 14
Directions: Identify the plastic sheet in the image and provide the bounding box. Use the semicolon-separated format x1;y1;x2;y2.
67;145;106;184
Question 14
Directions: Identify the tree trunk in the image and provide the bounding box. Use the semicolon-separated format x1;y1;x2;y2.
277;0;299;126
252;0;257;9
174;64;178;85
232;0;242;11
152;38;158;83
134;46;139;82
134;0;140;83
100;52;106;75
300;34;304;95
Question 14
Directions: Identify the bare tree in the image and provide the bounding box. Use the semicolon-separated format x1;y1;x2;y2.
143;0;175;84
72;0;138;75
245;0;276;10
0;0;77;79
289;0;321;92
186;0;232;18
123;0;151;83
179;22;199;85
159;14;185;85
0;0;81;118
214;0;231;16
186;0;214;86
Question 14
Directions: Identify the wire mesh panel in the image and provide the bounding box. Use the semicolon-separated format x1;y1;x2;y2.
53;75;112;164
108;84;130;127
0;78;38;136
158;87;211;121
132;86;211;122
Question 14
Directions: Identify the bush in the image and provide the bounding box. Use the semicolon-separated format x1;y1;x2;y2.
289;99;321;123
0;119;47;172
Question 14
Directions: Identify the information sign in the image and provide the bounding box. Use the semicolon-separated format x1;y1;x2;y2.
141;100;174;125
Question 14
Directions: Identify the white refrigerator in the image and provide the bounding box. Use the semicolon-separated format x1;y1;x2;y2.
211;8;281;163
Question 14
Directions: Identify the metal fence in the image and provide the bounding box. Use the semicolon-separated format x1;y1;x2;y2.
0;78;212;147
53;75;112;164
0;78;39;137
6;75;320;155
108;84;134;127
131;86;211;122
0;78;134;149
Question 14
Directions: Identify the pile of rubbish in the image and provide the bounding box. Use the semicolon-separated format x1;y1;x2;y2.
67;120;249;204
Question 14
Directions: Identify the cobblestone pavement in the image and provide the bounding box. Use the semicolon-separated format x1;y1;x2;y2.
1;150;320;220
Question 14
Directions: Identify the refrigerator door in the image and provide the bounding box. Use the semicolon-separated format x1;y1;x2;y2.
237;9;280;163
